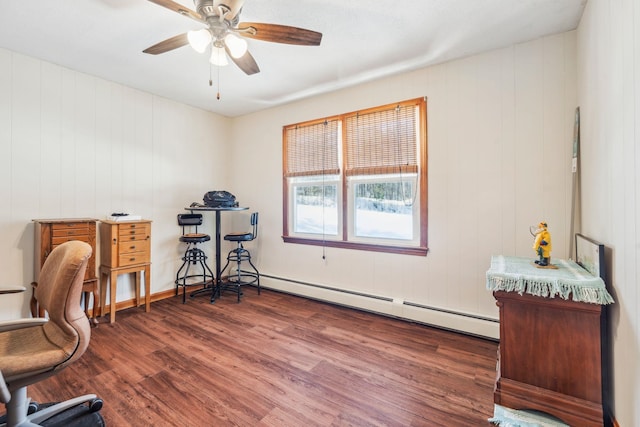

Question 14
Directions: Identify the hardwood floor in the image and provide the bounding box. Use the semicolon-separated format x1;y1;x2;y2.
25;288;499;426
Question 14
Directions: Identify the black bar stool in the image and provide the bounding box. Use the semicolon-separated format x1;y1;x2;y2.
219;212;260;302
175;214;215;303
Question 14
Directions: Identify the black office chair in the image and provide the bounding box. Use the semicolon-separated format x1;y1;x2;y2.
175;214;215;303
220;212;260;302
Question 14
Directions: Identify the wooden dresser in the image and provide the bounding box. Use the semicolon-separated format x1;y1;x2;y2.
99;219;152;323
32;218;99;321
493;291;607;426
487;256;613;427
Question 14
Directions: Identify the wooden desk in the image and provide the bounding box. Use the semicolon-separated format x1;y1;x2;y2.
99;219;151;323
488;256;613;427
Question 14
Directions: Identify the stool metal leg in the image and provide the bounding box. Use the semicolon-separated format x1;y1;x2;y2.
175;244;215;304
219;243;260;303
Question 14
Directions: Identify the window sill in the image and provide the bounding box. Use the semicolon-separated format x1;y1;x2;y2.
282;236;428;256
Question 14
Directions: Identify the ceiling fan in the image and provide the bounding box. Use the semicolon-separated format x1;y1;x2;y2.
143;0;323;75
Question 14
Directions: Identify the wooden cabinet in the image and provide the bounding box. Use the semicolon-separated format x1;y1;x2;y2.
33;218;99;320
493;291;609;427
99;219;152;324
488;255;613;426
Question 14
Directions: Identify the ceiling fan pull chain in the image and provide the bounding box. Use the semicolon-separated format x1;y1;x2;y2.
207;62;221;100
216;63;221;100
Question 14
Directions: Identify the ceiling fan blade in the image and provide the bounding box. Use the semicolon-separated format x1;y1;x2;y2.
225;46;260;75
147;0;204;23
238;22;322;46
143;33;189;54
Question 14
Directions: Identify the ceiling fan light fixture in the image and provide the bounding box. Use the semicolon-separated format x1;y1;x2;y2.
188;29;212;53
224;33;247;58
210;46;229;66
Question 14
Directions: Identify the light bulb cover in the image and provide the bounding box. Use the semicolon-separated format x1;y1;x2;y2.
188;29;212;53
210;46;229;66
224;33;248;58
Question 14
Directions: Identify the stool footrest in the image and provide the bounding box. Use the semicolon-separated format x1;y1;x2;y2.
175;246;215;304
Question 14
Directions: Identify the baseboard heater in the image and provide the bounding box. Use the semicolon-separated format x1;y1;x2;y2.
402;300;498;323
259;272;393;302
259;273;499;339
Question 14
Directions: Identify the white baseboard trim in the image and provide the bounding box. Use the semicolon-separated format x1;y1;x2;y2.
260;274;499;340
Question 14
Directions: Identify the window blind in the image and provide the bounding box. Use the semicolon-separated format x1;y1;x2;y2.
284;120;340;177
345;104;418;176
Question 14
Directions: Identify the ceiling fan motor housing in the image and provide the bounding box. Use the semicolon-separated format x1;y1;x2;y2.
193;0;215;16
194;0;243;21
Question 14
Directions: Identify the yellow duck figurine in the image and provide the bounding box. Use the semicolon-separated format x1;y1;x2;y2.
533;221;552;266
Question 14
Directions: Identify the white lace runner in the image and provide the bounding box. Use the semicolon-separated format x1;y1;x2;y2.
486;255;614;305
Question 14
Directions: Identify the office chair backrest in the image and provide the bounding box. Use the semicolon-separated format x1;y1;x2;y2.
33;240;92;368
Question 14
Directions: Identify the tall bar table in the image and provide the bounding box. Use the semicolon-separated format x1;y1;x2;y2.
185;206;248;302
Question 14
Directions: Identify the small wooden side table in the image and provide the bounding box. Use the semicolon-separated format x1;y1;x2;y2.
99;219;152;323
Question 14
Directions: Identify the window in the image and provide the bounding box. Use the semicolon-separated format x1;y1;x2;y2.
283;98;427;255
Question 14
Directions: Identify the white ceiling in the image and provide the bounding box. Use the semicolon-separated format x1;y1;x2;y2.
0;0;586;118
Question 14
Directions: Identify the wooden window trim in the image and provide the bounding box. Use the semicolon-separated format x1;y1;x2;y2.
282;97;428;256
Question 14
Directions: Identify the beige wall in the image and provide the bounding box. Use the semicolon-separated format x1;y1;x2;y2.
0;32;578;335
577;0;640;424
0;32;579;338
0;49;231;319
230;31;577;339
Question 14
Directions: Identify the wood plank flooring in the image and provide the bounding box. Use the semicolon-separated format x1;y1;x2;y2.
24;288;499;426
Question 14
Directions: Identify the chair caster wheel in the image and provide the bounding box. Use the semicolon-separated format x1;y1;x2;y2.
89;398;103;412
27;401;39;415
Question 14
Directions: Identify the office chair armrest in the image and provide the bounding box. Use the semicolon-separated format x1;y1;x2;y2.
0;285;26;295
0;318;48;333
0;370;10;404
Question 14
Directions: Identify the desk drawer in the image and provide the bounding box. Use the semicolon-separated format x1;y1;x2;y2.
119;233;149;244
118;223;149;237
52;234;90;245
119;251;149;267
119;239;150;255
52;223;91;237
